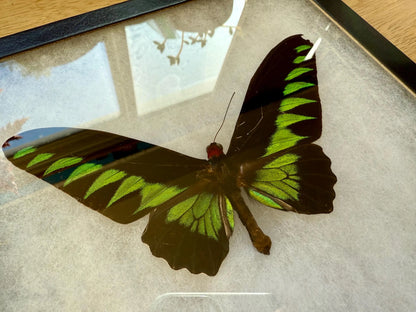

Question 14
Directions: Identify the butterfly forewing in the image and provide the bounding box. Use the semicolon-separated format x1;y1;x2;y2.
227;35;322;160
2;128;207;223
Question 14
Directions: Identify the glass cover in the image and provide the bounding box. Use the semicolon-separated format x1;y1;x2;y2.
1;0;415;311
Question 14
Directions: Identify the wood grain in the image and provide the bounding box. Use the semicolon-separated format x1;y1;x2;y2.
0;0;127;38
342;0;416;62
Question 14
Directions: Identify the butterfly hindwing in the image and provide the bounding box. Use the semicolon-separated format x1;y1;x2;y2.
241;144;336;213
142;188;234;275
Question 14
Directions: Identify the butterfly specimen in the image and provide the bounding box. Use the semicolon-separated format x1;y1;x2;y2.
2;35;336;276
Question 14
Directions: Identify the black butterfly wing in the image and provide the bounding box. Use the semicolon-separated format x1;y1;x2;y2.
2;127;234;275
2;128;204;221
226;34;336;214
228;34;321;158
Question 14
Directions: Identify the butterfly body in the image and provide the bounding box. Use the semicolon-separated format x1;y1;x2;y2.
3;35;336;276
205;141;272;253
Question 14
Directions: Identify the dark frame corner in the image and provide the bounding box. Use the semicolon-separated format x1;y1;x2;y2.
312;0;416;93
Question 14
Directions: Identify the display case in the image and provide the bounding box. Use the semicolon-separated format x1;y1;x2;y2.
1;1;415;311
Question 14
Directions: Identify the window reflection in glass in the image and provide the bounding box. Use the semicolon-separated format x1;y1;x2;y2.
125;0;245;115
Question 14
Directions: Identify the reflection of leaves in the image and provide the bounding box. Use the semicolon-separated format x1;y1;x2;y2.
167;56;180;65
188;33;207;48
153;40;166;53
154;25;234;65
0;156;18;193
0;118;28;142
0;118;28;194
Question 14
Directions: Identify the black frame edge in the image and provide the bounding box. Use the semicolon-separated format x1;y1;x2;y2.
0;0;188;59
313;0;416;94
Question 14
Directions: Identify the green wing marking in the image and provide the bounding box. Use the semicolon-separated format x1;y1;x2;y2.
279;97;316;112
64;163;103;186
27;153;54;168
263;43;318;157
13;146;37;159
248;154;300;209
294;44;311;53
134;183;185;213
107;175;145;208
283;82;315;96
293;55;306;64
264;129;308;156
225;197;234;229
44;157;83;175
84;169;127;199
106;175;185;211
167;193;234;240
276;113;315;128
285;67;313;81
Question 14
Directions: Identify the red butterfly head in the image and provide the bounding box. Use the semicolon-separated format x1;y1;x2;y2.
206;142;224;160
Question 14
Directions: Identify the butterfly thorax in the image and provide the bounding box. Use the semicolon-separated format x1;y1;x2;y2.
199;142;238;190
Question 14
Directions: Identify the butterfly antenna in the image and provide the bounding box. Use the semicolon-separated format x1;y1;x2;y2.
213;92;235;142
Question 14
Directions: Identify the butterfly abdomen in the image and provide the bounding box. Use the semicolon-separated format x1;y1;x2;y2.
228;190;272;254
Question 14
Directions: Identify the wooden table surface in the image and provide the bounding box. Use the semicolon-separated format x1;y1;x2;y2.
0;0;415;63
342;0;416;63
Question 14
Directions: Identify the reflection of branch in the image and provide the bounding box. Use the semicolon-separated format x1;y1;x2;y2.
221;25;239;30
221;25;240;36
168;31;185;65
178;31;185;58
